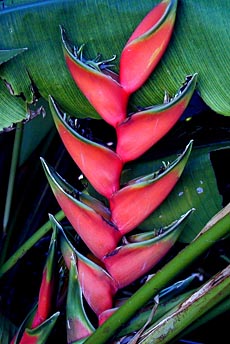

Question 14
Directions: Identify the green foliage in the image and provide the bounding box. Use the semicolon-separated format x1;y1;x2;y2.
1;0;230;130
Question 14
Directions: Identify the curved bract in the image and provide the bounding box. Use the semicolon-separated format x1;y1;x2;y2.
41;158;121;259
120;0;177;94
61;27;128;127
116;74;197;162
103;208;194;288
110;140;193;235
49;96;123;199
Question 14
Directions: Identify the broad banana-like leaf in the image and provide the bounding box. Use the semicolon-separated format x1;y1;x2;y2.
117;275;198;337
0;0;230;131
138;265;230;344
0;79;27;130
0;48;27;65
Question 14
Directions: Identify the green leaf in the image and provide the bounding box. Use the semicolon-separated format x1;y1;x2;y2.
118;288;196;338
0;48;27;65
0;78;27;131
0;0;230;131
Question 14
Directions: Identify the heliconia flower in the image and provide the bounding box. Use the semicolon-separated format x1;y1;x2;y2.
41;160;121;259
53;215;118;317
66;255;95;343
110;140;193;235
103;209;194;289
49;96;123;199
119;0;177;94
61;26;128;127
31;227;57;328
116;74;197;162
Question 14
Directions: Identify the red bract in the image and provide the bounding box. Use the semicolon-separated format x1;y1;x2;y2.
11;229;59;344
49;96;123;198
58;225;117;317
98;308;118;326
61;27;128;127
41;159;121;259
119;0;177;94
110;140;193;235
116;74;197;162
103;209;193;289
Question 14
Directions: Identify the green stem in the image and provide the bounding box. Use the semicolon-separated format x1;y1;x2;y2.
0;210;65;278
3;122;23;233
85;203;230;344
1;122;23;266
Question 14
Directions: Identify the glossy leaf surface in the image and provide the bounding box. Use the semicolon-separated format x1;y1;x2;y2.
0;48;27;65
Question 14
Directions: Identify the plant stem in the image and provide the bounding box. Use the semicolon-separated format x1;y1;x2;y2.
2;122;23;233
0;210;65;278
85;203;230;344
0;122;23;266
